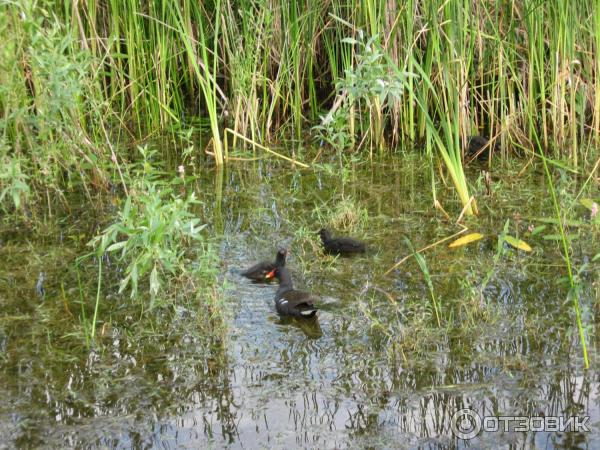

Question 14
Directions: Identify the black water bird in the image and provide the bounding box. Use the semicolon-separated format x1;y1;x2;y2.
465;135;498;161
240;248;287;282
266;266;318;318
319;228;366;255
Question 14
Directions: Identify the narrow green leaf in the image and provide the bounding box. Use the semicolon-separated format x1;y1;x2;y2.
543;234;579;242
149;265;160;296
530;225;546;236
106;241;127;252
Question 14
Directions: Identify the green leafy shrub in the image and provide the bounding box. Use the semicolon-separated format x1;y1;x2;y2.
88;147;217;301
0;140;31;211
89;181;212;300
314;32;412;149
340;33;408;108
0;2;108;204
313;107;353;149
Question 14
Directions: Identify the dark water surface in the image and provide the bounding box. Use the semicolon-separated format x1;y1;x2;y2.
0;154;598;449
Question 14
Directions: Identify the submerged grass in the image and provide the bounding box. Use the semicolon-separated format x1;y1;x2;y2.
313;197;369;232
408;238;441;327
533;126;591;368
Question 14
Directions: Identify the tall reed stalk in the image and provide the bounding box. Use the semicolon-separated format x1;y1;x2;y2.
169;1;224;165
527;120;590;368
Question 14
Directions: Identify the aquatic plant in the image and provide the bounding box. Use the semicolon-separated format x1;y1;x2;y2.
313;107;354;150
533;133;590;368
407;238;441;327
0;142;30;212
310;196;369;234
89;152;215;301
90;182;208;298
0;0;598;223
316;31;411;152
76;146;223;344
3;0;599;160
168;0;224;165
0;2;109;205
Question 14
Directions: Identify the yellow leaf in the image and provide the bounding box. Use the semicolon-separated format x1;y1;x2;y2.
449;233;484;248
504;235;532;252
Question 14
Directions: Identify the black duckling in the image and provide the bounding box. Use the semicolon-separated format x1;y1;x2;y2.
466;135;498;160
319;228;366;255
240;248;286;282
266;266;318;318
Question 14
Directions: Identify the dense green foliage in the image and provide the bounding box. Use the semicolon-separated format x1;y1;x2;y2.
2;0;599;213
3;0;600;160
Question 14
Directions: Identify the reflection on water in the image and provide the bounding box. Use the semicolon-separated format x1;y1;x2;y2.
0;156;598;448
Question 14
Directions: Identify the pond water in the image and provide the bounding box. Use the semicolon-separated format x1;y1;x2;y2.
0;153;598;449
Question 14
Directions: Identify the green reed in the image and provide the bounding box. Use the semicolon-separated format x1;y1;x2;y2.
168;0;224;164
44;0;599;157
526;116;591;368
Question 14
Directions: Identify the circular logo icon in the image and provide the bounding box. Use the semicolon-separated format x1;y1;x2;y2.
451;408;482;440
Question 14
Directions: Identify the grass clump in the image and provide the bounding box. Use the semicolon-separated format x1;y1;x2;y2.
329;198;369;231
313;196;368;232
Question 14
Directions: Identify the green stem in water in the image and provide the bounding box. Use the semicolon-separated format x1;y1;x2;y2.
91;256;102;341
530;122;589;368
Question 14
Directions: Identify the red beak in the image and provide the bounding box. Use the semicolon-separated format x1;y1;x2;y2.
265;268;276;279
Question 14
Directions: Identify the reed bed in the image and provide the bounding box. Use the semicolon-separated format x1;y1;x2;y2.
3;0;592;216
42;1;596;158
3;0;599;178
